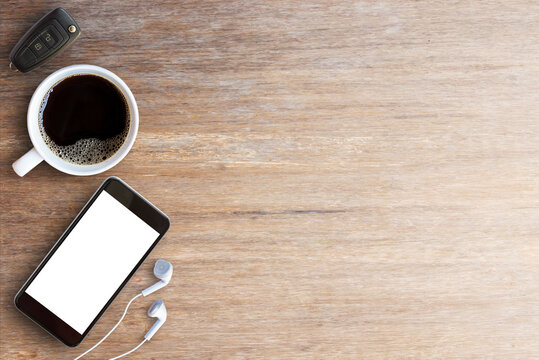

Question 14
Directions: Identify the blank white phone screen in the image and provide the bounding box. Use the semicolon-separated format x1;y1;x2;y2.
26;190;159;335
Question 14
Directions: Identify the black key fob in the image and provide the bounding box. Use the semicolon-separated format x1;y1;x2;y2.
9;8;81;73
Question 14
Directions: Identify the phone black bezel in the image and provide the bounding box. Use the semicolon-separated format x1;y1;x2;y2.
14;176;170;347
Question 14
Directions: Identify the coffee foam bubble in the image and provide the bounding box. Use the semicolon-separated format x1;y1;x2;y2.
39;86;130;165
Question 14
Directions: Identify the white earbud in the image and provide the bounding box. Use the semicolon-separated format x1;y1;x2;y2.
144;299;167;341
107;300;167;359
141;260;173;296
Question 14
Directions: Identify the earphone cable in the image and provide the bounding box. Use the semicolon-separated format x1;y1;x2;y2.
108;338;148;360
74;293;142;360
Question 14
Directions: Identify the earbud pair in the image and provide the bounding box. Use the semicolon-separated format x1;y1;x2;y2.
75;259;174;360
141;259;173;340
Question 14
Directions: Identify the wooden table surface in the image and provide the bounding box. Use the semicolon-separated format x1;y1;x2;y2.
1;1;539;359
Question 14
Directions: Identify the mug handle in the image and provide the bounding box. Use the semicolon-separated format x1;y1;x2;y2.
12;147;43;177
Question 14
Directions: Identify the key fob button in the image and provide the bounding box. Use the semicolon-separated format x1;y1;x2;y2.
17;48;37;67
45;25;64;48
40;29;57;48
30;38;48;57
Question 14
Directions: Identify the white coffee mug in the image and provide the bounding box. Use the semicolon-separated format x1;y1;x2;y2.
12;64;139;177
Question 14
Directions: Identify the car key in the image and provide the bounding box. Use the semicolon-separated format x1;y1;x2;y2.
9;8;81;73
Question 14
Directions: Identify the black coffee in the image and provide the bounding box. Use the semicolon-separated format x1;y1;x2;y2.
39;74;129;165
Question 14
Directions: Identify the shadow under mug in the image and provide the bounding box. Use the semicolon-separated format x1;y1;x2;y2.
12;64;139;177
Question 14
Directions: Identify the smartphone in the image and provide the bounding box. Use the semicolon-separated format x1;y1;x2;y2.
14;177;170;347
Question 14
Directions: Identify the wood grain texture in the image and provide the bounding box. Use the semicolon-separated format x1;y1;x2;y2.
1;0;539;358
